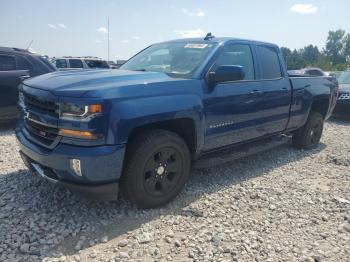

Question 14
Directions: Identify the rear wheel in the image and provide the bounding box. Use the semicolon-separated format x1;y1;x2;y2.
121;129;191;209
292;111;324;149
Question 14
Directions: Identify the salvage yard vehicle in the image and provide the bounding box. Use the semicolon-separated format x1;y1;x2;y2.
16;35;337;208
334;70;350;113
51;56;110;70
0;47;56;122
288;67;327;77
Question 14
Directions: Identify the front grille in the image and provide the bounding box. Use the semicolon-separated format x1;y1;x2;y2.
24;93;58;115
338;93;350;100
24;119;59;147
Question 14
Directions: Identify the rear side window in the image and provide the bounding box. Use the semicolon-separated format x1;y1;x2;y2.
257;46;282;79
0;55;16;71
85;60;109;68
54;59;67;68
216;44;255;80
69;59;84;68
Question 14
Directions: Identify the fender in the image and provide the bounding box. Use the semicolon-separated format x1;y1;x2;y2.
106;94;205;154
288;77;335;130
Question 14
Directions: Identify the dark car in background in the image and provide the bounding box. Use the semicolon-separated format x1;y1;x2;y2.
0;47;56;122
334;70;350;113
51;57;110;70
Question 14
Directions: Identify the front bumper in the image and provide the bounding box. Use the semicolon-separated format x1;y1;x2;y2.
334;93;350;113
16;127;126;200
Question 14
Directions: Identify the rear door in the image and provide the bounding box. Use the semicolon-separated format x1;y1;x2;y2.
0;54;30;120
256;45;291;134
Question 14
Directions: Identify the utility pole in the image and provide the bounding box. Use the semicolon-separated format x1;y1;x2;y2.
107;17;110;62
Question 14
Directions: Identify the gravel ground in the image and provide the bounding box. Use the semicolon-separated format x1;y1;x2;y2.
0;117;349;262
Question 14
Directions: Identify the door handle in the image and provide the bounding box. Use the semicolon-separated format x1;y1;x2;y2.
249;90;262;95
280;87;289;92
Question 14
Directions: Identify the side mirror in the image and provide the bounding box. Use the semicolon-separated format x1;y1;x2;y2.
209;65;245;83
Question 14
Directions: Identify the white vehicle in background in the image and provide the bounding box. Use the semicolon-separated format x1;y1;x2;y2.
288;67;326;77
51;56;110;70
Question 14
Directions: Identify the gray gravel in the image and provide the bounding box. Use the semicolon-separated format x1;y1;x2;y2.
0;117;349;262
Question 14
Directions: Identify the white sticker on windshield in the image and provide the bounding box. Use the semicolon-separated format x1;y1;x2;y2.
184;43;208;49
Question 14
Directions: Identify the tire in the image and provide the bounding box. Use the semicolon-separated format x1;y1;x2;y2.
292;111;324;149
120;129;191;209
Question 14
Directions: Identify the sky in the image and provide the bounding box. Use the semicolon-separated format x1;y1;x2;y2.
1;0;349;61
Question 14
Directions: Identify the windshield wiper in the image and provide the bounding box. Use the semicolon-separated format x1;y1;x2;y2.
132;68;147;72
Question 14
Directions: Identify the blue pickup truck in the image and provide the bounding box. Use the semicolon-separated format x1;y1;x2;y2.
16;35;337;208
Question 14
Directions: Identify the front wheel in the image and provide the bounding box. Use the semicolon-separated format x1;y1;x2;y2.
292;111;324;149
121;129;191;209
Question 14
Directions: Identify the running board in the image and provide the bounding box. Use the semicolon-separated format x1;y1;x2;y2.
193;135;290;169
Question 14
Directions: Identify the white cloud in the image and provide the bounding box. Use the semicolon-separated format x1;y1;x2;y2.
290;4;318;14
132;36;141;40
174;29;206;38
97;27;108;34
48;24;57;29
182;8;205;17
197;10;205;17
121;39;129;43
95;40;102;44
57;23;66;29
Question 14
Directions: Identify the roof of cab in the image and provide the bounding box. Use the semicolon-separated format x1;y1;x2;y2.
160;37;279;48
0;46;41;56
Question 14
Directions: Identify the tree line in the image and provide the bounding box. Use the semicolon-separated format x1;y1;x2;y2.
281;29;350;71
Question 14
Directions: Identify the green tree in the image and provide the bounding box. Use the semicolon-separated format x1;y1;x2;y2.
301;45;320;66
344;33;350;62
324;29;347;64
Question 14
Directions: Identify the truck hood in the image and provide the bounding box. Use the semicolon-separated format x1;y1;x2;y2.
23;69;184;97
339;83;350;93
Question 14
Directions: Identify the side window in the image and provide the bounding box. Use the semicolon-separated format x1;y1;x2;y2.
216;44;255;80
17;56;33;73
69;59;84;68
307;70;323;76
257;46;282;79
54;59;67;68
0;55;16;71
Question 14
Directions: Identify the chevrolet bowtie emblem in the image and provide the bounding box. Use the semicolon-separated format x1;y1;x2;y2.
24;111;29;120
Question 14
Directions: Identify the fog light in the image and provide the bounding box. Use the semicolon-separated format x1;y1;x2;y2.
70;159;82;176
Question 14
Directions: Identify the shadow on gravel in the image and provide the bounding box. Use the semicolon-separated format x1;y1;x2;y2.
328;113;350;125
0;140;327;258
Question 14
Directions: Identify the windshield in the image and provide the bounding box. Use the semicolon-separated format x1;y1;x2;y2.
120;42;217;78
338;71;350;84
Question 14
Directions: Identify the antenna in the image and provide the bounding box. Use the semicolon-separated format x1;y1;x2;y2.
26;40;34;50
204;32;215;41
107;17;110;62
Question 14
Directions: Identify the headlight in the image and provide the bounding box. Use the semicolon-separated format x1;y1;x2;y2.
59;103;102;118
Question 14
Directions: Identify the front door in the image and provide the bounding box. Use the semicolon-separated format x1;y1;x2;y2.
203;43;265;151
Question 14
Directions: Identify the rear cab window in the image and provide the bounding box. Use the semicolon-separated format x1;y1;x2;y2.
257;45;283;79
0;55;16;71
